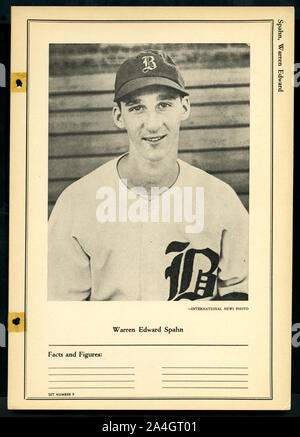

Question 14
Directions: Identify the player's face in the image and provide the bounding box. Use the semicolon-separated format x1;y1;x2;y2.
112;85;190;162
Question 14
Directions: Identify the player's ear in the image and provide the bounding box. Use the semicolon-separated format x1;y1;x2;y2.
112;104;125;129
180;96;190;121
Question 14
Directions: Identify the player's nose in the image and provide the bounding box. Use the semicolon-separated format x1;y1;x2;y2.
144;110;162;132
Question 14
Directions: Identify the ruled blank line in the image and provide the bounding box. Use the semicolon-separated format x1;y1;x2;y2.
161;367;248;369
49;344;248;346
162;380;248;383
48;387;135;389
48;373;135;376
48;380;135;383
48;367;135;369
162;373;248;376
162;387;248;389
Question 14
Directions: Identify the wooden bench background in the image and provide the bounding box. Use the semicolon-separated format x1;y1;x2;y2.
48;44;249;217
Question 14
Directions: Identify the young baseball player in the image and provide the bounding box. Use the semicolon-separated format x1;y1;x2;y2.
48;50;248;301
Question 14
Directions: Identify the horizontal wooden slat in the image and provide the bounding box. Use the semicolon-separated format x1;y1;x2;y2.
48;171;248;203
49;86;249;111
48;149;249;180
49;103;249;135
49;126;249;158
49;68;249;93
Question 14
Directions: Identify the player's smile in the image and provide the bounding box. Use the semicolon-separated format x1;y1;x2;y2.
142;134;167;145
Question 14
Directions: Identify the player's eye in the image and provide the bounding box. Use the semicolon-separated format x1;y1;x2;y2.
128;105;143;113
158;101;172;110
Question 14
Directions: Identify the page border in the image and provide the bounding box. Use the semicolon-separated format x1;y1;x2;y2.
24;18;274;402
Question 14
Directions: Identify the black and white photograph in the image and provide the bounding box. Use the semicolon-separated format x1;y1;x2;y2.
48;43;250;302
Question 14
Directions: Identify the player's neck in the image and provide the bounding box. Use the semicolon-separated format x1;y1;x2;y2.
117;153;179;194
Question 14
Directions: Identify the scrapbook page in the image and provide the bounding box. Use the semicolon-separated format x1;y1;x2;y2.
8;6;293;410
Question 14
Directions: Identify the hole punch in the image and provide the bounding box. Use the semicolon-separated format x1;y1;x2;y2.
11;73;26;92
12;317;20;326
8;313;25;332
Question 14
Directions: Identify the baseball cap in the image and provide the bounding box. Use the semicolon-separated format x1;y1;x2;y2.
114;49;189;102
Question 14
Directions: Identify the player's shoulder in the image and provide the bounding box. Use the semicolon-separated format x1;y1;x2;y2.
59;156;119;200
178;158;236;197
51;156;119;218
178;159;247;221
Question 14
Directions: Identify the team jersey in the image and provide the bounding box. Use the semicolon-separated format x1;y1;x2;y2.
48;155;248;301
